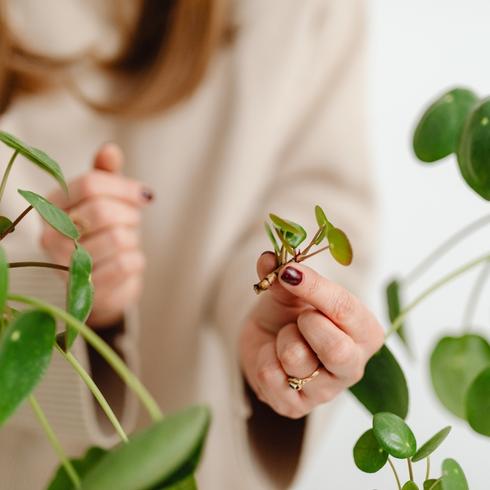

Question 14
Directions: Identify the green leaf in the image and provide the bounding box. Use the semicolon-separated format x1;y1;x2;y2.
269;214;307;248
264;222;280;254
412;426;451;462
403;482;419;490
46;447;107;490
457;97;490;200
413;88;478;162
0;246;7;315
350;345;409;419
327;227;353;265
441;459;468;490
424;480;443;490
81;405;210;490
0;310;55;426
274;228;295;255
314;205;333;236
0;216;13;236
430;334;490;418
0;131;67;192
158;475;197;490
65;245;93;349
373;412;417;459
465;365;490;436
353;429;388;473
385;278;409;349
18;190;79;240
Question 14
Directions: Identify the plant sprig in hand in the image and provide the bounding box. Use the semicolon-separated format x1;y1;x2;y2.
253;205;353;294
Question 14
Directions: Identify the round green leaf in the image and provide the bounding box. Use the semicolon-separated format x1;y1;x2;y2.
0;246;7;315
413;88;478;162
373;412;417;459
327;227;353;265
350;345;409;419
18;189;79;240
314;204;333;241
457;97;490;200
47;447;107;490
64;245;94;349
385;278;409;349
465;365;490;436
82;405;210;490
430;334;490;418
0;216;13;237
402;482;419;490
353;429;388;473
441;458;468;490
424;480;443;490
412;426;451;462
269;214;307;248
0;131;67;192
0;310;55;426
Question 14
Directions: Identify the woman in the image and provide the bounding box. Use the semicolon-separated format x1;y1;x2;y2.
0;0;383;488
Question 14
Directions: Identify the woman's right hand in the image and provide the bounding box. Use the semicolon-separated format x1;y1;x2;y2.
239;252;384;419
40;143;154;327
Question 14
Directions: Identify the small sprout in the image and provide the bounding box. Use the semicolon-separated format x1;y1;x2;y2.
254;207;353;293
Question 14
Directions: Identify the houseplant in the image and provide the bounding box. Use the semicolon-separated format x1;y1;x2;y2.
0;131;209;490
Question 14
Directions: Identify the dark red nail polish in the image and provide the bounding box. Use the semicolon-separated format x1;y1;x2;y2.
280;266;303;285
141;188;154;201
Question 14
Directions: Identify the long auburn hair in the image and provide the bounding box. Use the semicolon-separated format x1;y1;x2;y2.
0;0;229;117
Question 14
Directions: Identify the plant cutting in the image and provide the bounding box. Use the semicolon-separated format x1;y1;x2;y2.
0;131;210;490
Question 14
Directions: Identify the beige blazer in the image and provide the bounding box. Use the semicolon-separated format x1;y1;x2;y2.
0;0;375;488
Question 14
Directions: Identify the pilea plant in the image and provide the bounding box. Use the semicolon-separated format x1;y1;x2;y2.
385;87;490;440
0;131;209;490
354;412;467;490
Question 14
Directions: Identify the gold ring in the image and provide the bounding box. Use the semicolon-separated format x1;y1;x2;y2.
287;367;321;391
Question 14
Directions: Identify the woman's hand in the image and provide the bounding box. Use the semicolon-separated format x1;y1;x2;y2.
40;143;154;327
240;252;384;419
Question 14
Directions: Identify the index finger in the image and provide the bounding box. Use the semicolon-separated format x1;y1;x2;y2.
277;262;375;343
48;170;153;209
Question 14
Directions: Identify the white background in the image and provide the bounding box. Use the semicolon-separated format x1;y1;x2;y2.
300;1;490;488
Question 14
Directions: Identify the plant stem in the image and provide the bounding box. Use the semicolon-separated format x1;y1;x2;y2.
425;457;431;481
298;244;330;261
300;226;325;257
387;458;402;490
29;395;81;488
9;293;163;422
9;261;69;272
0;205;33;239
407;459;414;481
404;213;490;286
461;259;490;330
55;344;129;443
386;252;490;339
0;150;18;202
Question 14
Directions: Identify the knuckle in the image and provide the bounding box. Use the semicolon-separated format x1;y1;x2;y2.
350;364;365;385
369;321;385;352
279;342;309;369
316;386;335;404
79;175;97;197
92;201;110;225
327;338;354;367
109;227;127;249
276;403;305;420
256;362;277;386
329;289;355;323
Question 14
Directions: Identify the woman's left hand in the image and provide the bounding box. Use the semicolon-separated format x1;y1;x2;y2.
239;252;384;419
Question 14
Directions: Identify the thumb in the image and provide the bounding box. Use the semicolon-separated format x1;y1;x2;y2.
93;142;124;173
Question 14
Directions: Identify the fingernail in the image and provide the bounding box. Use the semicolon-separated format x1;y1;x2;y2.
141;187;154;202
280;266;303;285
260;251;276;257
